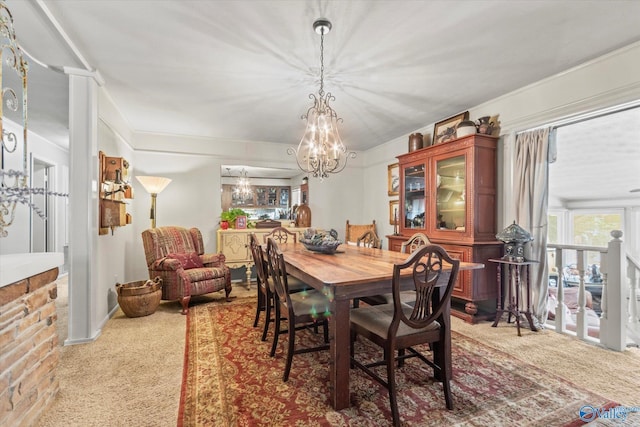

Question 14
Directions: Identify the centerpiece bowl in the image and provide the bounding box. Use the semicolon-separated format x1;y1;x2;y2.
300;228;342;254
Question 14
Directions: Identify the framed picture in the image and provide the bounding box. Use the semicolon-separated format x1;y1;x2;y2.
235;215;247;229
387;163;399;196
433;111;469;145
389;200;399;225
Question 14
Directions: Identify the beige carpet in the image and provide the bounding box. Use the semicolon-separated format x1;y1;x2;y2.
37;276;640;426
36;277;254;427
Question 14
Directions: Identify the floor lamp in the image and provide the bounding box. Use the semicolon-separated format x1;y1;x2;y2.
135;176;172;228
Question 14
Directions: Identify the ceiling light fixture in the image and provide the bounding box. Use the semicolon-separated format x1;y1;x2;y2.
233;168;252;201
288;18;355;180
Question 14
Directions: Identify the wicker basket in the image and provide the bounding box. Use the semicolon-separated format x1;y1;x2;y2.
116;277;162;318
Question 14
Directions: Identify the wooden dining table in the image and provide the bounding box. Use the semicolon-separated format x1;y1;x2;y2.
273;241;484;410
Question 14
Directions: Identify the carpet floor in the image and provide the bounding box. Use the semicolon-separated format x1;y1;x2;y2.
178;300;630;426
37;276;640;426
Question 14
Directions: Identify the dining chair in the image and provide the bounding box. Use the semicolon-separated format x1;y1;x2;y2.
400;232;431;254
345;219;376;244
354;232;431;308
265;237;331;381
249;233;308;342
349;244;460;427
262;226;297;244
351;230;384;308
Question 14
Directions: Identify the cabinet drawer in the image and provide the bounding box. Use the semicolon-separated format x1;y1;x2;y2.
220;234;250;263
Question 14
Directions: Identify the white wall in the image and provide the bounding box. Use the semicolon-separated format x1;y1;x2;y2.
363;41;640;243
96;119;135;313
0;118;69;255
129;150;224;281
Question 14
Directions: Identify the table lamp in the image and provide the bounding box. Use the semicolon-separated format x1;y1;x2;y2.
135;176;172;228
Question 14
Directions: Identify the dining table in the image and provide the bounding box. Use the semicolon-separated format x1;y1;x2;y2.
273;241;485;410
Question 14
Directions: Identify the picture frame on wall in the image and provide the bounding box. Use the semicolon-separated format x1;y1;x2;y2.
389;200;399;225
433;111;469;145
388;163;399;196
235;215;247;229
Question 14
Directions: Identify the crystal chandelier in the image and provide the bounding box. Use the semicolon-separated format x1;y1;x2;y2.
233;168;252;201
288;18;355;179
0;3;67;238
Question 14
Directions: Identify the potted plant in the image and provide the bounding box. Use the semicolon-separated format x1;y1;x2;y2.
220;208;248;229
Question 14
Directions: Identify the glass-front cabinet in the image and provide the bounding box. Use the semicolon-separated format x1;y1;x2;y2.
435;155;466;232
403;163;425;229
392;133;502;324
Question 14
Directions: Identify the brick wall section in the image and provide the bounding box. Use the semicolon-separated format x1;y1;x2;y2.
0;267;59;427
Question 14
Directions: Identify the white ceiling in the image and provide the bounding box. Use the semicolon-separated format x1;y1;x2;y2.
5;0;640;202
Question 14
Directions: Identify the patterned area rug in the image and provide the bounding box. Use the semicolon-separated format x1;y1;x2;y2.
178;300;618;426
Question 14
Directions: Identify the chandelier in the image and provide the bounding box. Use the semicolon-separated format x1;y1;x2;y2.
288;18;355;179
0;3;67;237
233;168;252;201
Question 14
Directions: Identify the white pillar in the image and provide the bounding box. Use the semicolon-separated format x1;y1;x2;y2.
64;67;104;344
600;230;626;351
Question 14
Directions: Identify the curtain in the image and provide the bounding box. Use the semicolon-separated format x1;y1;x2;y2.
514;128;554;328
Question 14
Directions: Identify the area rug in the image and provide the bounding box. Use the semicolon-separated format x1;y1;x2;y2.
178;300;619;426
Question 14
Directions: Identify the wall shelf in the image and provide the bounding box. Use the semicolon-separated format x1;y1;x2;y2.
99;151;133;235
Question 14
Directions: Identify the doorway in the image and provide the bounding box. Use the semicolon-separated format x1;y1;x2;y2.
31;157;55;253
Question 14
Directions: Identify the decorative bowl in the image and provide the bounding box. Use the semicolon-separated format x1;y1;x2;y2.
300;239;342;254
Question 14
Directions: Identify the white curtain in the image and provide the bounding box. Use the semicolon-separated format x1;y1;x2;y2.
514;128;554;328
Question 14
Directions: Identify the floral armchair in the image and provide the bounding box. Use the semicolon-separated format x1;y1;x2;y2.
141;226;232;314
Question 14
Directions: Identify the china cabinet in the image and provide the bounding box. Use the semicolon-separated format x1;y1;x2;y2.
387;134;502;323
221;184;290;211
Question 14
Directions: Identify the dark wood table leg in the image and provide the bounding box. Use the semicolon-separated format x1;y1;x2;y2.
329;298;351;410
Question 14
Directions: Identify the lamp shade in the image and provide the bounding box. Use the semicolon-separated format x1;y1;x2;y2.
135;176;172;194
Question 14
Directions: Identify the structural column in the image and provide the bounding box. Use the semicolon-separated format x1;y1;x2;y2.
64;67;104;344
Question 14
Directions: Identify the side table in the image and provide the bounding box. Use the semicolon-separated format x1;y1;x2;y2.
489;258;539;336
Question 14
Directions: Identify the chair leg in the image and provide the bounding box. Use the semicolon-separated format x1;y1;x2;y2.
386;346;400;427
180;296;190;315
322;319;329;343
283;320;296;382
270;304;281;357
353;298;360;308
253;289;264;328
398;348;405;367
261;293;272;342
443;375;453;410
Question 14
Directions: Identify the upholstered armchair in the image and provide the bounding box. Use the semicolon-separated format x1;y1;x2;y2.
141;226;232;314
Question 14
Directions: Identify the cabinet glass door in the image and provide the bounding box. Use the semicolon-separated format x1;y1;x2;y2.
435;155;466;231
255;187;267;206
267;187;277;205
279;188;289;207
403;163;425;229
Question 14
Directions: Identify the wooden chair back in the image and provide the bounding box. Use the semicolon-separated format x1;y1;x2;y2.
356;229;382;248
249;233;269;292
391;244;460;332
265;238;290;309
400;232;431;254
263;226;297;244
345;219;376;243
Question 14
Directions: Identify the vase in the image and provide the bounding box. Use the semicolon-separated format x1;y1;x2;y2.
408;133;423;152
